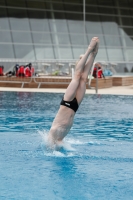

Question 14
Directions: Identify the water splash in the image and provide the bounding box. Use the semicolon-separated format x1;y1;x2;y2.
38;130;76;157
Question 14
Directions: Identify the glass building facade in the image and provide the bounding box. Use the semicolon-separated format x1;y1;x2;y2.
0;0;133;63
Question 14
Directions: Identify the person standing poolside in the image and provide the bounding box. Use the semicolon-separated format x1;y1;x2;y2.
47;37;99;149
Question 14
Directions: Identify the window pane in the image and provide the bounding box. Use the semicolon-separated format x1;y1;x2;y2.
54;12;65;20
0;44;15;58
86;14;103;35
128;0;133;7
30;18;50;32
72;46;86;59
126;48;133;61
86;21;103;34
120;9;132;16
0;31;12;42
64;3;82;12
29;11;50;32
8;8;27;18
102;21;119;35
49;19;68;33
86;5;98;13
6;0;26;7
124;36;133;47
10;18;30;31
70;34;88;45
0;0;5;6
54;46;73;59
118;0;129;7
68;20;84;34
107;48;124;61
0;8;10;30
52;33;70;45
86;14;100;21
26;1;47;9
12;31;32;43
105;36;121;46
66;13;83;21
32;32;52;44
14;44;35;59
99;7;117;15
95;47;108;61
121;17;133;26
28;10;50;19
61;0;82;3
86;0;98;5
8;9;30;31
51;2;64;11
34;45;55;59
97;0;115;6
121;27;133;36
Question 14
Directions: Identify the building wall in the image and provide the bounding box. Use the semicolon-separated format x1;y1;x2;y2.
0;0;133;63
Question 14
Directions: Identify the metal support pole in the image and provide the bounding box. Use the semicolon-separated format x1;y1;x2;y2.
96;65;98;94
83;0;86;50
21;82;24;88
72;67;74;79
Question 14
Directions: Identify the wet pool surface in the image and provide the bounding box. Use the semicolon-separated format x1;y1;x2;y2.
0;92;133;200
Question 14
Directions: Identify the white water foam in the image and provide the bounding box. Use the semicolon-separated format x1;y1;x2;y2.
38;130;76;157
38;130;103;157
66;137;101;146
66;138;84;145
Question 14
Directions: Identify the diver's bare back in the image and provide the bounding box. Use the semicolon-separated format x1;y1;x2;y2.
48;106;75;142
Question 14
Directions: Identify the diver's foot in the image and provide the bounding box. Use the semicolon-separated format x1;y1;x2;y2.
46;135;55;150
79;54;84;59
92;42;99;56
88;37;99;55
54;140;64;151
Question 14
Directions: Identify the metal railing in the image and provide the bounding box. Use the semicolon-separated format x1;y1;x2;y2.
1;58;133;75
1;59;133;93
0;76;33;88
33;77;71;89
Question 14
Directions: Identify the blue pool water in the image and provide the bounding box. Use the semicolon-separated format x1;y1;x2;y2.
0;91;133;200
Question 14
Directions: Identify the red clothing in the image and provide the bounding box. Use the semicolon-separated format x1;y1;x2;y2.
17;66;25;77
0;66;4;76
97;68;103;78
93;67;103;78
24;66;32;77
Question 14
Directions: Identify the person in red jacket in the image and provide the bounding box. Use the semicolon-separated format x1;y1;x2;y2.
24;63;32;77
0;66;4;76
92;63;104;78
17;65;25;77
6;64;19;77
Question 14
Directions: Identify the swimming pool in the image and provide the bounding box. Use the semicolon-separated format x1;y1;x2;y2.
0;91;133;200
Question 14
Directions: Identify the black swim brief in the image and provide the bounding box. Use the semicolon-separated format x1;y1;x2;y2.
60;97;79;112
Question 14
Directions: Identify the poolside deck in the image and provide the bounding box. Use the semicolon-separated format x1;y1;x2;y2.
112;76;133;86
0;75;133;96
0;76;113;89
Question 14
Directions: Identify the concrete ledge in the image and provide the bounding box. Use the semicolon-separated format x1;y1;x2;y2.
0;76;133;89
0;76;71;88
0;86;133;95
112;76;133;86
88;77;112;89
34;76;71;88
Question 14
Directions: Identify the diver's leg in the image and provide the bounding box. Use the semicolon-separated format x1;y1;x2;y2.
76;41;99;105
64;37;98;101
